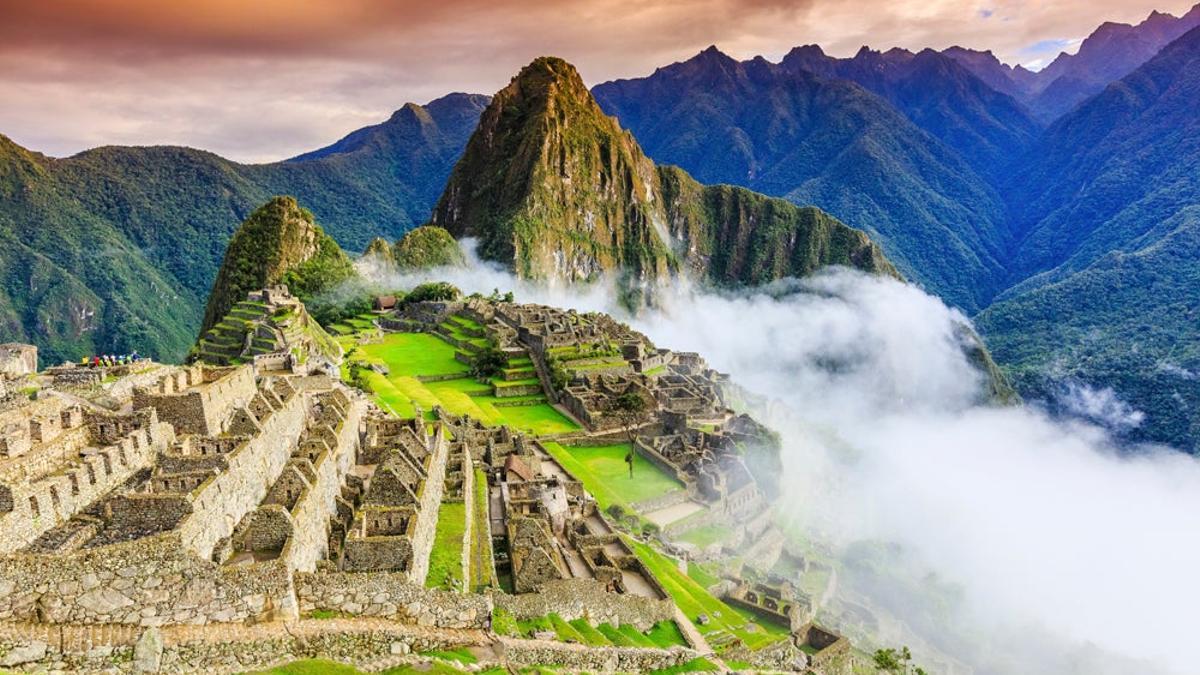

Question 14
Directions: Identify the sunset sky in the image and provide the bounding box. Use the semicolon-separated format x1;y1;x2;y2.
1;0;1195;162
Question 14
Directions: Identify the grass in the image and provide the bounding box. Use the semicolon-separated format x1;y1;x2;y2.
649;657;720;674
489;404;579;436
549;613;586;643
469;467;495;591
419;648;477;664
346;332;578;437
358;332;469;378
541;442;683;513
628;538;788;651
505;613;690;650
677;524;732;550
687;561;721;590
568;618;612;646
426;502;467;590
597;623;636;646
645;620;690;648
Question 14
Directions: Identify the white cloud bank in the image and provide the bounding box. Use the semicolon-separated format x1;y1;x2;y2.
358;249;1200;674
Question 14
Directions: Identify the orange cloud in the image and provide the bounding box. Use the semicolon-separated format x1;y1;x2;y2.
0;0;1193;161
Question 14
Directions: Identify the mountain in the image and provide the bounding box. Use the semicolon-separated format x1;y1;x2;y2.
199;196;353;336
592;47;1009;312
978;25;1200;451
0;93;486;365
393;226;465;270
1026;4;1200;122
777;45;1041;181
940;47;1039;101
432;57;895;291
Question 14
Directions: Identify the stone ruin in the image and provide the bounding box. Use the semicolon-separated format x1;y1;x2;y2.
0;343;467;631
724;578;813;630
635;412;766;522
438;410;669;603
195;285;342;375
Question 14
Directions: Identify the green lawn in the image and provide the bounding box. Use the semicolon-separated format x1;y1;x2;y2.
677;524;732;550
359;332;469;378
490;404;579;436
427;502;467;590
541;442;683;512
629;538;788;651
469;467;495;592
348;333;578;437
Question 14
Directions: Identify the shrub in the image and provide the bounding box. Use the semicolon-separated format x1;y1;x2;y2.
471;347;508;380
405;281;461;304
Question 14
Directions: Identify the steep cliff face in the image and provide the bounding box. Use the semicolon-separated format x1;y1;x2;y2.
431;57;674;284
200;196;352;335
431;57;895;289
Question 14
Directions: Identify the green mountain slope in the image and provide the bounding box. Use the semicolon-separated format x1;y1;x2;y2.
200;196;352;335
592;47;1008;312
0;93;486;365
432;57;895;289
978;26;1200;450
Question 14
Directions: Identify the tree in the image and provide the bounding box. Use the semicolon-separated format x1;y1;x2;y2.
873;646;926;675
610;390;650;478
471;347;508;380
405;281;461;304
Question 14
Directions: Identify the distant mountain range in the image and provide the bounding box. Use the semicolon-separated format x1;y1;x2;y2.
0;5;1196;449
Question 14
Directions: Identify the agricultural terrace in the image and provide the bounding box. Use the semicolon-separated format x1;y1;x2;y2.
628;539;790;652
344;329;579;437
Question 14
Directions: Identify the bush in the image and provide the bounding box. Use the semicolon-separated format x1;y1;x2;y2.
606;504;626;520
642;522;661;537
471;347;508;380
405;281;461;304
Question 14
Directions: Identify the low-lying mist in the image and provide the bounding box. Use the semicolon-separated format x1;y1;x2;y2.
344;244;1200;674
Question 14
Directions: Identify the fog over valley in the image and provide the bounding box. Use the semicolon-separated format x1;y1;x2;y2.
349;246;1200;675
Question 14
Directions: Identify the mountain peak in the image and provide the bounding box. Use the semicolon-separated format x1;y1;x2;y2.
199;196;352;335
433;56;894;291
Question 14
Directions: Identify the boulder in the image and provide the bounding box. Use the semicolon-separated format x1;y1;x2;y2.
0;641;48;667
133;626;164;673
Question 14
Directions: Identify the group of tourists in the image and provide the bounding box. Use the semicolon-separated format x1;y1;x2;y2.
80;352;141;368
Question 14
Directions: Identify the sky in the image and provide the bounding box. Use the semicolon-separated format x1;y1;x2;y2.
0;0;1195;162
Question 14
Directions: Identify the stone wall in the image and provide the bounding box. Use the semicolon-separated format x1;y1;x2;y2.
0;618;487;673
132;366;256;436
280;396;366;572
0;411;174;554
500;638;696;673
0;530;293;625
177;384;307;560
459;454;475;588
295;571;491;628
405;427;449;585
494;578;675;630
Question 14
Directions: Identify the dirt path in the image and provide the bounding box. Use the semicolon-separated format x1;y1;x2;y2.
644;500;706;526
